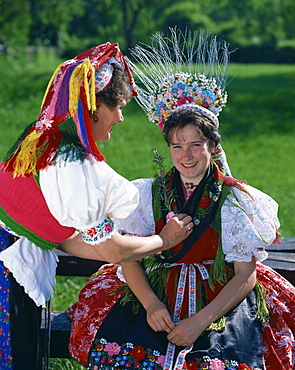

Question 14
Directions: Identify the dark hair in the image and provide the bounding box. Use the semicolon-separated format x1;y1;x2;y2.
163;108;221;148
96;63;131;109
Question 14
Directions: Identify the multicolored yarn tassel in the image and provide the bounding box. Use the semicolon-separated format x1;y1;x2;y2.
5;131;42;177
3;43;137;177
69;59;96;116
75;91;104;161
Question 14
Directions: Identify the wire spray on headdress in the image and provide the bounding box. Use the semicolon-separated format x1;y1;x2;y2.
128;28;233;175
4;43;137;177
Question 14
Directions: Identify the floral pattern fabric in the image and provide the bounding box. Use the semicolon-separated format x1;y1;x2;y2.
67;264;124;366
89;339;261;370
78;217;114;245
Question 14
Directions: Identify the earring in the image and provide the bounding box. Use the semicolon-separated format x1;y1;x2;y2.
90;112;98;123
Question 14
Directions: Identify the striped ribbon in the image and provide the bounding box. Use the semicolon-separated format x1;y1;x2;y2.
162;261;213;370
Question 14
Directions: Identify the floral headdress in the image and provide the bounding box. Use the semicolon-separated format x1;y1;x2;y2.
4;42;137;177
128;28;232;175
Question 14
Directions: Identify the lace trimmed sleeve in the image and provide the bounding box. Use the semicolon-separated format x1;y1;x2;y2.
39;159;139;245
113;178;155;237
221;184;280;263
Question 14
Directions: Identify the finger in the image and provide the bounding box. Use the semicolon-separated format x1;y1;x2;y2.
175;213;191;221
185;222;194;232
163;317;176;333
148;319;162;332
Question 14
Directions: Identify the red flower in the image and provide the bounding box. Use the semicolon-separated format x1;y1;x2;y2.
187;96;193;102
237;364;250;370
129;346;146;361
86;228;97;237
199;194;210;208
202;103;209;108
186;360;198;369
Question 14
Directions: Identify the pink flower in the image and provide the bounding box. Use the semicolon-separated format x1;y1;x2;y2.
209;358;225;370
177;96;187;106
104;342;121;356
158;121;164;130
104;222;113;234
166;211;176;223
156;355;166;366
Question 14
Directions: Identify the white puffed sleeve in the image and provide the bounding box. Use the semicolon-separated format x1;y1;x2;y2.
39;159;139;244
221;184;280;263
113;178;155;237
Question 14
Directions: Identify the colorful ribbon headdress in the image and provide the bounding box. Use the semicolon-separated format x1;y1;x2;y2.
128;28;232;175
5;42;137;177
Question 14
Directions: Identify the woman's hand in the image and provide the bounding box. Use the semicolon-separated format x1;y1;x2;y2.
146;298;175;333
167;315;205;347
167;257;257;347
159;214;194;250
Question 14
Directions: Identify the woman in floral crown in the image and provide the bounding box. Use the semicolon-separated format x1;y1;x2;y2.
0;42;193;369
67;30;295;370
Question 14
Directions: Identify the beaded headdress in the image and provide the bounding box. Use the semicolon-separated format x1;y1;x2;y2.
5;42;137;177
128;28;232;174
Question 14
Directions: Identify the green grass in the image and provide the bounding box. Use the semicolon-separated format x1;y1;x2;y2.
1;54;294;369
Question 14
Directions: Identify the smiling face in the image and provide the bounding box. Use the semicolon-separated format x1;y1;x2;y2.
90;99;126;142
170;124;213;181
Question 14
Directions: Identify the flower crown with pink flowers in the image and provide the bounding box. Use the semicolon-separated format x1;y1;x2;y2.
128;28;232;130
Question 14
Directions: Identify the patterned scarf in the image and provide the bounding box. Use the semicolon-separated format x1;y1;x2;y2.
152;161;225;263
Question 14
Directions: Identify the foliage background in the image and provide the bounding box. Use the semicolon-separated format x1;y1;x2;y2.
0;0;295;62
0;2;295;368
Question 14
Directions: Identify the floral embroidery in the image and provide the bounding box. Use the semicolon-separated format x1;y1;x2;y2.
184;182;198;198
88;340;262;369
79;217;114;245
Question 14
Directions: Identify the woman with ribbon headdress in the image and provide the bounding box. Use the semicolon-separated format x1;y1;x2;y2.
67;30;295;369
0;42;193;369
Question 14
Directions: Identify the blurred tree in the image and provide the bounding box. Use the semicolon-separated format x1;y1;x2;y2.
29;0;84;47
0;0;32;49
66;0;165;54
0;0;294;59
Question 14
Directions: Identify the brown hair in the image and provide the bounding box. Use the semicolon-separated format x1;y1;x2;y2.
163;108;221;149
96;63;131;109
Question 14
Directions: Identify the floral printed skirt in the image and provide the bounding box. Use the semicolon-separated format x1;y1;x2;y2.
67;263;295;370
87;289;263;370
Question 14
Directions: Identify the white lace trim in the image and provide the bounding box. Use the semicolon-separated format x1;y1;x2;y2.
222;185;279;263
0;237;58;307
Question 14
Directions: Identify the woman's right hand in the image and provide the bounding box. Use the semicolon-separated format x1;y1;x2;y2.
159;214;193;250
146;298;175;333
